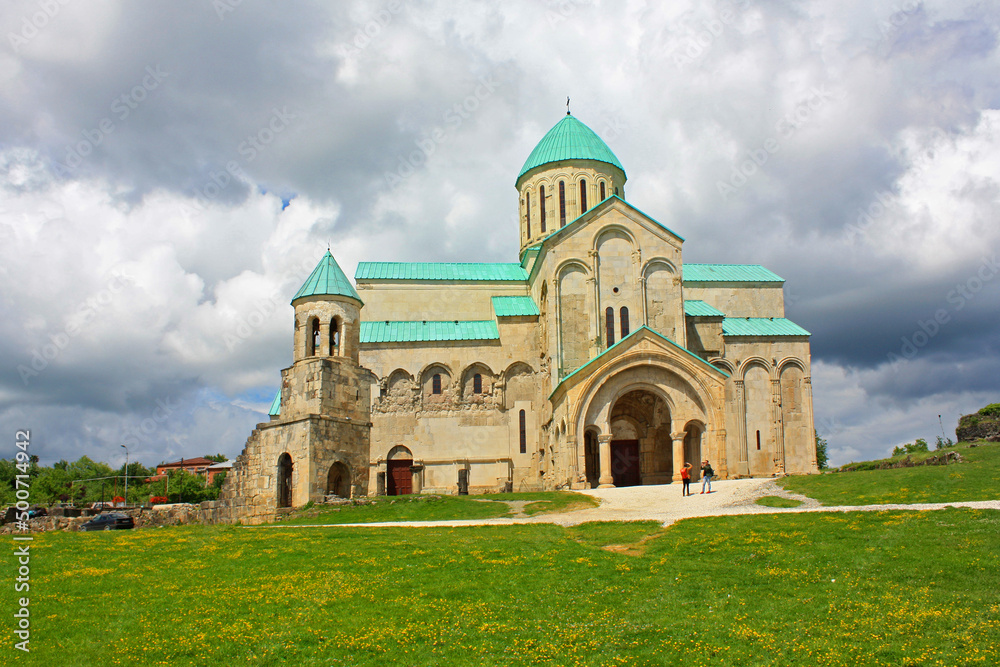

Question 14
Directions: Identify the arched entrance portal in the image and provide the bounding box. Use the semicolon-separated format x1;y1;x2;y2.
386;446;413;496
609;390;673;487
277;453;293;508
326;461;351;498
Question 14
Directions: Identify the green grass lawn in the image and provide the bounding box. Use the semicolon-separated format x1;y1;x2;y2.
780;441;1000;506
26;508;1000;666
755;495;803;508
277;491;599;525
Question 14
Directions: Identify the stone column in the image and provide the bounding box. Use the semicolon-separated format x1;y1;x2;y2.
713;428;729;478
671;431;686;481
598;434;614;488
554;280;564;377
771;378;785;474
734;379;748;476
804;376;817;471
638;276;648;326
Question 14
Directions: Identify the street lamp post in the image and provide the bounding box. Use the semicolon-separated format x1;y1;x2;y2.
121;444;129;508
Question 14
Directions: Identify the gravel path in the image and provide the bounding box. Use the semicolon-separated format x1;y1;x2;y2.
262;478;1000;530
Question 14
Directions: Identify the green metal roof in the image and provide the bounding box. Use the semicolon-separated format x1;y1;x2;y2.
292;250;363;304
492;296;540;317
360;320;500;343
268;389;281;417
683;264;784;283
551;325;729;398
684;300;725;317
722;317;810;337
355;262;528;282
517;114;625;181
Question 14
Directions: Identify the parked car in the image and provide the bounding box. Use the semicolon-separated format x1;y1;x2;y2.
80;513;134;531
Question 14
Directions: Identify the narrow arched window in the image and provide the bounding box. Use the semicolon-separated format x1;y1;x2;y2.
519;410;527;454
620;307;630;338
614;186;620;196
600;181;606;201
559;181;566;227
473;373;482;394
525;192;531;239
309;318;320;356
579;179;587;214
432;374;442;395
605;307;615;346
333;320;340;354
756;430;761;450
539;185;546;233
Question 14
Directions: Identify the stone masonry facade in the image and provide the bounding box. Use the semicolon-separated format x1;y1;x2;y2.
220;112;818;522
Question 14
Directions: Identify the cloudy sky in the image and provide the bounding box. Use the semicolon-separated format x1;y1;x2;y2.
1;0;998;468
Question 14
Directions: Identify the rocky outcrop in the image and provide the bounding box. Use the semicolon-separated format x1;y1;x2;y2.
838;450;964;473
956;404;1000;443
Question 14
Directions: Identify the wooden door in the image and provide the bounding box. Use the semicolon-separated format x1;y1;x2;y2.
611;440;640;487
387;459;412;495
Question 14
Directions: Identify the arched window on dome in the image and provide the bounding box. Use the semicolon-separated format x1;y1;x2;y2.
525;192;531;239
600;181;606;201
539;185;547;233
579;179;587;214
605;307;615;346
620;307;630;338
614;186;620;196
559;181;567;227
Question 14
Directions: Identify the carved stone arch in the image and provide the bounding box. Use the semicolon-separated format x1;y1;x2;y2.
683;419;706;478
571;351;724;450
386;445;413;496
740;356;773;379
742;358;772;472
556;262;592;374
326;458;351;498
642;257;677;277
709;358;736;375
643;258;680;339
379;368;416;412
777;356;807;374
556;258;592;279
504;361;536;410
461;362;495;402
276;452;293;508
592;224;638;252
420;363;453;405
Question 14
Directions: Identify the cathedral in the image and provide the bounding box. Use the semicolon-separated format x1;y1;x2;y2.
221;112;818;520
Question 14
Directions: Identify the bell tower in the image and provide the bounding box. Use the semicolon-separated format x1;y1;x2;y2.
220;249;372;522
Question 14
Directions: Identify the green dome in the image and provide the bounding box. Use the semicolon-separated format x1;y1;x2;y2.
517;114;625;182
291;250;363;305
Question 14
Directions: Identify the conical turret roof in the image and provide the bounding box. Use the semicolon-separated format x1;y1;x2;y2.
291;250;363;305
517;114;625;182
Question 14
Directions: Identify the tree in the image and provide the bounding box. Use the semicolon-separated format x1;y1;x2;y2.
211;471;227;490
205;453;229;463
814;430;829;470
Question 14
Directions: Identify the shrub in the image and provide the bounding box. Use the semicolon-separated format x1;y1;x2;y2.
150;496;168;505
979;403;1000;418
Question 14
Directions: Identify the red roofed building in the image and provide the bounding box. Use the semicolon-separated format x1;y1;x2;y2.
155;457;217;477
